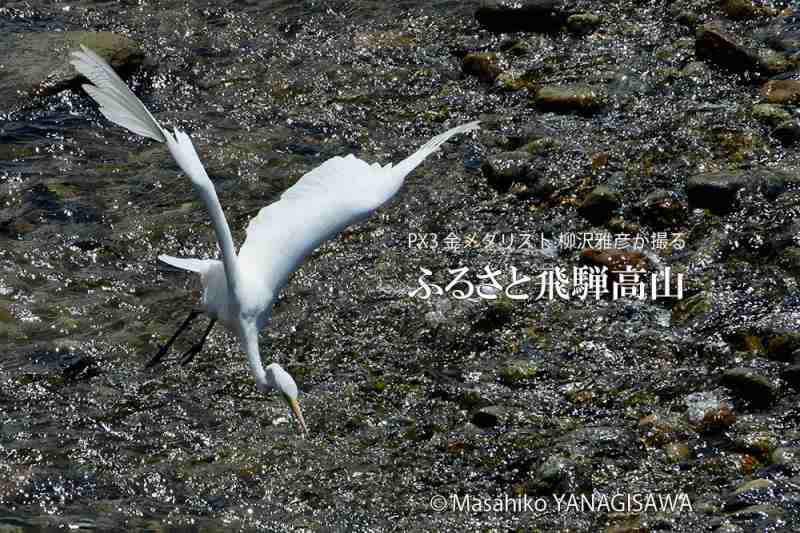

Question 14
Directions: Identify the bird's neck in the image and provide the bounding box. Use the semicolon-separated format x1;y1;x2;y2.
241;322;269;391
193;182;243;300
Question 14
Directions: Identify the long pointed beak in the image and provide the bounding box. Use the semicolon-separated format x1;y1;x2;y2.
288;397;308;435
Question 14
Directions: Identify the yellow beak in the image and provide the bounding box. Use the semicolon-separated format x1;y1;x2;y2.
288;397;308;435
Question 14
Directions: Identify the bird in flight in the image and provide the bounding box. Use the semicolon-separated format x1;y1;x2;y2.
70;45;479;435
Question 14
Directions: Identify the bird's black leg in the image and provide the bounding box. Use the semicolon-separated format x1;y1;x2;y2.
146;309;202;368
179;319;216;366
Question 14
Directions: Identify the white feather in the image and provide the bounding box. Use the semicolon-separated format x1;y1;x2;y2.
74;45;478;434
158;255;215;274
237;121;480;295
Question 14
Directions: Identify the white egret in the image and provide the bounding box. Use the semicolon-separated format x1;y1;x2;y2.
70;45;479;435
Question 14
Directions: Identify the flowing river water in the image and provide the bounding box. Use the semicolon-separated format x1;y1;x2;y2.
1;1;800;531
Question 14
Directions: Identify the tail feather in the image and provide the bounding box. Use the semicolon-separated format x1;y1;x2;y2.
392;120;480;177
70;45;166;143
158;255;214;274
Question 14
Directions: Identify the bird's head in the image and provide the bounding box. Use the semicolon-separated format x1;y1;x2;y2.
265;363;307;435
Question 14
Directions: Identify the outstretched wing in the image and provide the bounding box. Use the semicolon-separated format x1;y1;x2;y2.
237;121;479;294
70;45;166;142
72;45;244;292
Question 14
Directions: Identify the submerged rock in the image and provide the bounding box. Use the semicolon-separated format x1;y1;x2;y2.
481;151;532;192
751;103;792;127
686;171;748;214
685;390;737;430
534;84;607;115
471;405;508;428
461;53;502;83
771;120;800;146
772;447;800;473
723;479;776;512
720;367;778;408
640;189;688;229
499;360;538;386
531;454;591;494
761;80;800;104
720;0;767;20
579;249;649;275
566;13;601;36
475;0;567;34
577;185;620;225
695;23;791;77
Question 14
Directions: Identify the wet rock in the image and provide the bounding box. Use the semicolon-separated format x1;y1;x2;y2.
760;13;800;53
686;171;748;214
680;60;710;78
764;329;800;361
461;53;502;83
695;23;759;73
685;390;736;430
499;38;529;57
0;144;36;161
721;367;778;408
771;119;800;146
638;413;689;448
475;0;567;34
639;189;688;229
566;13;601;36
761;80;800;104
1;31;144;113
695;23;790;77
729;417;779;458
751;103;791;127
534;84;606;115
508;120;560;149
481;151;532;193
721;0;764;20
59;352;99;381
727;504;784;525
403;422;436;442
729;325;800;361
723;479;775;512
664;441;691;462
499;360;538;386
471;405;507;428
578;248;649;276
472;298;514;332
671;8;699;28
671;291;713;324
496;71;534;92
758;49;795;75
531;455;591;494
457;388;492;411
778;247;800;277
772;447;800;472
781;364;800;389
764;219;800;257
577;185;620;225
522;138;560;158
758;168;800;200
560;426;643;463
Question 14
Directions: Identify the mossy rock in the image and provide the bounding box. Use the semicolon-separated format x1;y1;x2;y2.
499;360;538;386
671;291;712;324
0;144;37;161
534;84;607;115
